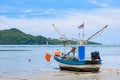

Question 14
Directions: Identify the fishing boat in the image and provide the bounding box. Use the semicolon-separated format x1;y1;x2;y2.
53;46;102;72
45;24;108;72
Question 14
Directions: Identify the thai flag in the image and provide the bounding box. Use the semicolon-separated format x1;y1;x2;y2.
78;22;84;29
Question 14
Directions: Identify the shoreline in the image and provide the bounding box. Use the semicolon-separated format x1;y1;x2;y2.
0;68;120;80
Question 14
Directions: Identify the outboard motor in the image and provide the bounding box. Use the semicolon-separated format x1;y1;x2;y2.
91;51;101;60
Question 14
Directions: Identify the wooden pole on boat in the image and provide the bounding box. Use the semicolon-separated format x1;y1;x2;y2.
82;24;85;45
51;23;73;47
78;33;80;45
87;25;108;42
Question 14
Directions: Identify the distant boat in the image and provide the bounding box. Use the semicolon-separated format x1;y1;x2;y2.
45;24;108;72
46;41;48;45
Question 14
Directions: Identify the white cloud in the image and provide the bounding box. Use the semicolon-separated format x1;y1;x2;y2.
0;9;9;13
90;0;110;7
90;0;98;5
0;8;120;44
21;9;52;14
21;9;35;13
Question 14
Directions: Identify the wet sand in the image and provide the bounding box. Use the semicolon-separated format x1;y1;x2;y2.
0;68;120;80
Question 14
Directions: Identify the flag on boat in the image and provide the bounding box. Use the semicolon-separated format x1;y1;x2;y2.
78;22;84;29
45;53;51;62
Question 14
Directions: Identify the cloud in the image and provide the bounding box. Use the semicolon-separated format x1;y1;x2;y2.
21;9;35;13
0;8;120;44
89;0;110;7
0;9;10;13
0;8;59;18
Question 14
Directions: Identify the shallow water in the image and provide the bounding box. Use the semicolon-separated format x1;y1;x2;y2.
0;45;120;77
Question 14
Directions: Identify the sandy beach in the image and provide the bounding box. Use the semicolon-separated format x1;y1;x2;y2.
0;68;120;80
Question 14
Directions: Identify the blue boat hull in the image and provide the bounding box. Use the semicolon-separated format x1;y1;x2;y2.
54;56;101;72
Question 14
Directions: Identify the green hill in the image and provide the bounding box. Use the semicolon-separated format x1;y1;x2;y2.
0;28;47;44
0;28;102;45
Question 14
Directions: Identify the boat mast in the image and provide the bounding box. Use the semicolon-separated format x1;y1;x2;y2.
78;22;84;46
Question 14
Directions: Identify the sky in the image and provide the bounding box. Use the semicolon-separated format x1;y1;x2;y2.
0;0;120;44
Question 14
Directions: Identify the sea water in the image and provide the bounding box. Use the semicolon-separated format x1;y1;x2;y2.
0;45;120;77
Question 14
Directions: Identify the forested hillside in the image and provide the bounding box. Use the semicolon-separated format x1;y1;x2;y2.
0;28;102;45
